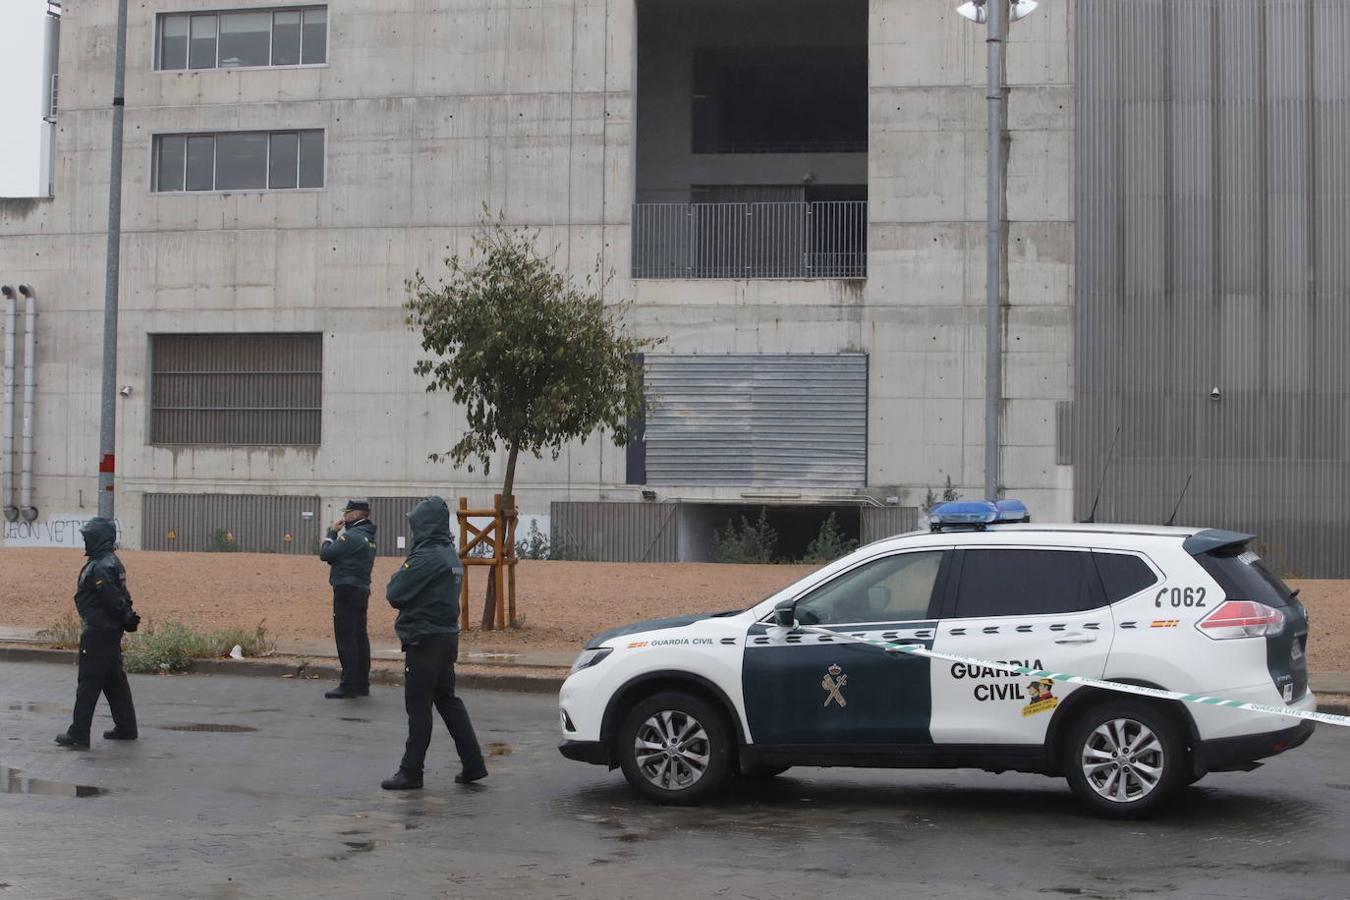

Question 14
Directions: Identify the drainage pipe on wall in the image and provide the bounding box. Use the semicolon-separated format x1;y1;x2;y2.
17;284;38;523
1;286;17;523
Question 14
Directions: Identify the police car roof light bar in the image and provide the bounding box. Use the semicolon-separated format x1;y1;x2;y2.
994;499;1030;523
929;500;999;531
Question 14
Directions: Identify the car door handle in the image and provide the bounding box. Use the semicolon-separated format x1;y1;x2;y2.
1053;632;1097;645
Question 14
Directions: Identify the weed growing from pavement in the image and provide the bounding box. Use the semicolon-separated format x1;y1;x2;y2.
40;615;275;672
37;612;82;649
122;620;276;674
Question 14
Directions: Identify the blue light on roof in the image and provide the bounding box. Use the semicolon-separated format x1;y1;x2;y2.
995;499;1031;523
930;500;998;530
930;499;1032;531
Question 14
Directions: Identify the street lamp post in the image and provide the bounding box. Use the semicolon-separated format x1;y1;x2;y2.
98;0;129;519
957;0;1038;501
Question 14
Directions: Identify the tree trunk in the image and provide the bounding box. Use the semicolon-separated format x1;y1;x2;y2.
480;442;520;630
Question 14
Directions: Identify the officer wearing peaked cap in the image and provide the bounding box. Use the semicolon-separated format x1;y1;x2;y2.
320;499;378;699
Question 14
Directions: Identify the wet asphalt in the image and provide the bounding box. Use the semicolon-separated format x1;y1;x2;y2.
1;660;1347;899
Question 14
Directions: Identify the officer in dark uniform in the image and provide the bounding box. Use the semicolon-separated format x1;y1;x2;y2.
319;499;378;699
55;517;139;749
380;496;487;790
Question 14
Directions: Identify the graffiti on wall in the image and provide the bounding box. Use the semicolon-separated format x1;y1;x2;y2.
1;514;124;548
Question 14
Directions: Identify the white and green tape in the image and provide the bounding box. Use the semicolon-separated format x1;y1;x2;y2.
798;625;1350;729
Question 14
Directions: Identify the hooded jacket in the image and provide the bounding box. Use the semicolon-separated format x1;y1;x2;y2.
319;518;378;589
385;496;462;646
74;518;134;634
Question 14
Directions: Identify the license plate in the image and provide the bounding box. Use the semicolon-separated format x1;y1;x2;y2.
1283;683;1294;703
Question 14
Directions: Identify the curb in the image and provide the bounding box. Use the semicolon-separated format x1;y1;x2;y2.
0;646;565;694
3;646;1345;713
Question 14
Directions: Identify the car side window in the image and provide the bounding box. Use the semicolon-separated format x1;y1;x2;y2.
951;549;1103;618
1093;551;1159;602
794;551;944;626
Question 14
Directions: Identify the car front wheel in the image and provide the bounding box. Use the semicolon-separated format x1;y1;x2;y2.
617;691;732;805
1064;700;1186;819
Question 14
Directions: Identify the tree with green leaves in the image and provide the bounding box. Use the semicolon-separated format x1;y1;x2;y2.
405;214;664;628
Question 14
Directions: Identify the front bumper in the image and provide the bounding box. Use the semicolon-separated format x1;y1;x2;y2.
1197;719;1316;773
558;739;608;766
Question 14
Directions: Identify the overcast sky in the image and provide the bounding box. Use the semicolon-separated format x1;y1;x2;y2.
0;2;50;198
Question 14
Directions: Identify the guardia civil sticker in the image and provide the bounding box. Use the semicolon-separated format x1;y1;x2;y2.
1021;678;1059;716
821;663;848;708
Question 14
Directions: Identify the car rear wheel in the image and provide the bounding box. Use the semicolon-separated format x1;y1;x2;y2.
1064;700;1186;819
617;691;732;805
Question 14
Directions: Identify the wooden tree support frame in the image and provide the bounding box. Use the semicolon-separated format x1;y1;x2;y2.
456;494;519;630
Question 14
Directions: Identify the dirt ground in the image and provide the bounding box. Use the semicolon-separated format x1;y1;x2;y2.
0;549;818;652
1;548;1347;671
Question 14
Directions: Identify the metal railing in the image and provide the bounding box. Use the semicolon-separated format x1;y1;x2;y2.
632;200;867;279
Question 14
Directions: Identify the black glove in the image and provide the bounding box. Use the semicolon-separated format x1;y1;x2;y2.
123;609;141;633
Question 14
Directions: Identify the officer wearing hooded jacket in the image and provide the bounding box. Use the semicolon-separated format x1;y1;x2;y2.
55;518;139;749
381;496;487;790
319;499;378;699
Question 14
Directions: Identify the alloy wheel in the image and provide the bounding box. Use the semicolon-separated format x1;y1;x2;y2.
633;710;711;791
1081;717;1166;803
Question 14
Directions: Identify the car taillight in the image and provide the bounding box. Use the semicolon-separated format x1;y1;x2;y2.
1196;600;1285;639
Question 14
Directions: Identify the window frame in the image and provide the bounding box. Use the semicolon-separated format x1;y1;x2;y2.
154;5;329;72
151;129;326;194
760;548;953;627
938;546;1110;620
1091;549;1163;604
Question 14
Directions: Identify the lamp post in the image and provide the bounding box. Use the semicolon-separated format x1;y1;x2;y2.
98;0;129;519
957;0;1039;501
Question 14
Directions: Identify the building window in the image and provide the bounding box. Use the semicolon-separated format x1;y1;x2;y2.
157;6;327;71
150;333;323;446
153;130;324;192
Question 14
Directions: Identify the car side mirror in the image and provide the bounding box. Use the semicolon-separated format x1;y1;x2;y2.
772;600;798;630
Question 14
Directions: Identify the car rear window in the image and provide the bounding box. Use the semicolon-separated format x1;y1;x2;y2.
951;549;1104;618
1093;552;1159;602
1193;547;1295;607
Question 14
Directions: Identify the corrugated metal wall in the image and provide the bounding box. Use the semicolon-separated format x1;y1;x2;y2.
150;333;322;445
1076;0;1350;575
860;506;921;544
142;493;322;554
643;354;868;488
368;496;424;557
550;501;679;562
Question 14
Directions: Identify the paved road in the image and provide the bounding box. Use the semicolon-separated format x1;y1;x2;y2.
1;661;1347;899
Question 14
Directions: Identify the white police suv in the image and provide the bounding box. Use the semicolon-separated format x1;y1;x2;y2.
558;501;1316;817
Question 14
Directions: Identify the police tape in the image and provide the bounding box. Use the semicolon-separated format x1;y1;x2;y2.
797;625;1350;728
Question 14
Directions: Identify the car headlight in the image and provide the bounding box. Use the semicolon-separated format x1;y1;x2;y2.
569;646;613;674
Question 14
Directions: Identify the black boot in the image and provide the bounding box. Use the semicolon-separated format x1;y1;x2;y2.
54;733;90;750
454;766;488;785
325;687;361;699
381;769;423;791
103;728;138;741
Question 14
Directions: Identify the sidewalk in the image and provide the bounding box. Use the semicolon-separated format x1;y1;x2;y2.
0;626;576;670
3;625;1348;712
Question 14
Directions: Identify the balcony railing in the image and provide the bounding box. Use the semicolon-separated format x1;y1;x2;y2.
632;200;867;279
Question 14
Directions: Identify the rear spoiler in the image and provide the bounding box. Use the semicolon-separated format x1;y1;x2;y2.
1182;529;1255;556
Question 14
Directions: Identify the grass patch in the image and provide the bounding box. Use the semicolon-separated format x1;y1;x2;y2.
38;612;83;650
41;614;275;673
123;620;276;674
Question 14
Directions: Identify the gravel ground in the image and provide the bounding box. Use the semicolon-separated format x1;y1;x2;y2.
2;548;1346;670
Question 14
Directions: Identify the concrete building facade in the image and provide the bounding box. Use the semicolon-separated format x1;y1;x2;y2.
0;0;1076;558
